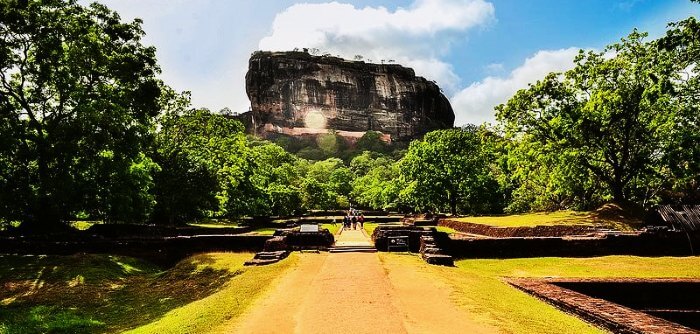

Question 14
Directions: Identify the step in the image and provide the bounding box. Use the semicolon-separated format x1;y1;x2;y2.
422;253;454;266
329;246;377;253
332;245;375;248
244;258;281;266
254;254;284;260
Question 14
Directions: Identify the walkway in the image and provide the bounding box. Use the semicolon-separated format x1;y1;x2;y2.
333;227;372;247
229;228;497;334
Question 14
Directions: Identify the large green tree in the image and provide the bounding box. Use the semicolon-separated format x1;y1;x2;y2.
497;31;683;206
656;15;700;203
0;0;161;228
150;92;220;225
350;153;402;211
399;127;499;215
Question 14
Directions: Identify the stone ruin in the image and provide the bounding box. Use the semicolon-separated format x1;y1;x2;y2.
371;225;454;266
245;226;334;266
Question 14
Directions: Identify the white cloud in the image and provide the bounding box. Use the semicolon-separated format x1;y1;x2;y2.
82;0;269;114
259;0;495;93
450;48;581;126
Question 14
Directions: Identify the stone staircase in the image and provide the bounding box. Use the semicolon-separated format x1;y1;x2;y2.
419;235;454;266
328;244;377;253
244;250;289;266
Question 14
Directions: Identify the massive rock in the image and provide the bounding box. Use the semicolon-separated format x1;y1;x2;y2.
245;51;455;141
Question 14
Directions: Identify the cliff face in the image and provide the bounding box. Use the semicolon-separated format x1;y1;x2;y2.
245;51;455;141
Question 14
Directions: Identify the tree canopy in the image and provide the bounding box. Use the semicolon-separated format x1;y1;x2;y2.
399;127;500;215
497;26;700;210
0;0;161;228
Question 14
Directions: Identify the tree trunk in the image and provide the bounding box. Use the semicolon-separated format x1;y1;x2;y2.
610;182;627;205
23;137;63;233
449;194;457;216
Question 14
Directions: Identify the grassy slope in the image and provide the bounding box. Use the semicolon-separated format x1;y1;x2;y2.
0;252;295;334
381;254;700;334
126;254;297;334
453;209;641;230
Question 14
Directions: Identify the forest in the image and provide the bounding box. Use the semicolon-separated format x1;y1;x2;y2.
1;0;699;231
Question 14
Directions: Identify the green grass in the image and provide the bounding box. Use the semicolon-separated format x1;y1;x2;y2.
436;226;458;234
363;222;379;236
125;254;297;334
0;252;295;334
320;223;341;235
381;254;700;334
69;221;101;231
250;227;279;235
454;209;641;230
187;220;239;229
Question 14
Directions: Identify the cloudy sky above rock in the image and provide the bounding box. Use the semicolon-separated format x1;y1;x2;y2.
85;0;699;126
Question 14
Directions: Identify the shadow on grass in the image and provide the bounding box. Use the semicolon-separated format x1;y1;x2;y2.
0;253;242;334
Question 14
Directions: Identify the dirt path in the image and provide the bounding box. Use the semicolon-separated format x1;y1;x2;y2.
228;229;497;334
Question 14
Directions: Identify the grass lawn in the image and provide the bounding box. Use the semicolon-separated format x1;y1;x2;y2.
320;223;341;235
187;219;239;229
363;222;379;236
0;252;296;334
250;227;279;235
436;226;459;234
453;208;642;231
381;254;700;334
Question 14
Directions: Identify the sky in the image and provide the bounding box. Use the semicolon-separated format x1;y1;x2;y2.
83;0;699;126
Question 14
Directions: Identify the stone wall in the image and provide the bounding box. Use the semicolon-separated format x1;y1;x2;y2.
438;219;596;237
0;234;272;267
447;231;693;258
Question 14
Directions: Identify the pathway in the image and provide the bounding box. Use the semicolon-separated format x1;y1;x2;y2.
229;228;497;334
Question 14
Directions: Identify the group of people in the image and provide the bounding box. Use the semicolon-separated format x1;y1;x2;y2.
342;208;364;230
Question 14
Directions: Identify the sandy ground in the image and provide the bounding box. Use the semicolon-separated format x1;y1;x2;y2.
228;229;497;334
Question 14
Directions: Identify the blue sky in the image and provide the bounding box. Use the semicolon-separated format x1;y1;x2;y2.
87;0;699;126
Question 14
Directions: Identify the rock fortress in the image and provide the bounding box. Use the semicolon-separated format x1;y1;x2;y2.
241;50;455;142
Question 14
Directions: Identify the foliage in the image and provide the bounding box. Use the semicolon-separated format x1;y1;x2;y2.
355;130;389;153
0;0;161;228
497;29;696;208
150;92;221;224
398;127;501;214
350;152;402;210
656;15;700;204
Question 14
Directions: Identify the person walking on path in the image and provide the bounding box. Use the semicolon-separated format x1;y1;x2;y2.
351;215;357;230
359;213;365;229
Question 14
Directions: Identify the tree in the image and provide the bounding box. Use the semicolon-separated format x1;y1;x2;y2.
497;31;682;206
356;131;389;153
248;140;303;216
351;155;401;210
502;135;604;212
656;15;700;204
0;0;162;229
150;92;219;225
398;127;498;215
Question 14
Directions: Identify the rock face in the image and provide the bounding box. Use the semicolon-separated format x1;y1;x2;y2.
245;51;455;141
